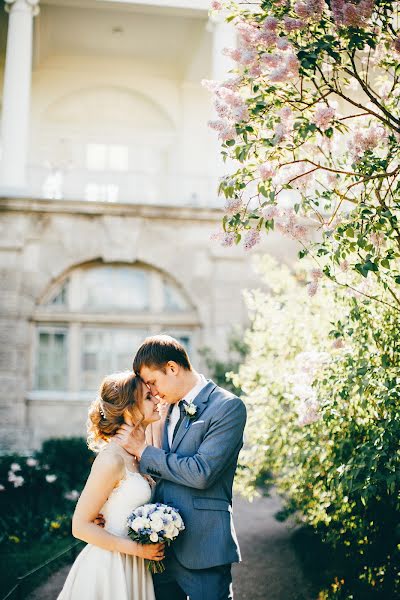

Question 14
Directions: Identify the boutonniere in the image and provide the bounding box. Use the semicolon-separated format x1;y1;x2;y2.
183;400;197;427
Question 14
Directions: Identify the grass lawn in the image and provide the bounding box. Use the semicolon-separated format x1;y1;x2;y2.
1;536;83;599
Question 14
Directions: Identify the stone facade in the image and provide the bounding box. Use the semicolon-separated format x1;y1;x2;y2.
0;1;299;452
0;197;297;451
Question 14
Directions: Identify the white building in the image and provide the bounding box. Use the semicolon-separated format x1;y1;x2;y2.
0;0;296;451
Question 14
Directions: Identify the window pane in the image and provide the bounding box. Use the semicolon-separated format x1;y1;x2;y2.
49;280;68;307
82;266;150;312
163;280;188;312
106;184;119;203
80;328;148;391
108;145;129;171
36;329;68;390
85;183;100;202
163;332;191;355
40;332;49;346
86;144;107;171
85;183;119;203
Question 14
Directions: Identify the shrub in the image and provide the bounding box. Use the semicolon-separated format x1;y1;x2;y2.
234;255;400;599
0;437;94;544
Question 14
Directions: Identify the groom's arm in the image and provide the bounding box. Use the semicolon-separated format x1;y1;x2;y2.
139;397;246;489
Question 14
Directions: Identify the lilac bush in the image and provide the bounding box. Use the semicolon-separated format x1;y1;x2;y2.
206;1;400;312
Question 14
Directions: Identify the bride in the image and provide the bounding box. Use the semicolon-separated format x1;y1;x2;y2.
57;371;165;600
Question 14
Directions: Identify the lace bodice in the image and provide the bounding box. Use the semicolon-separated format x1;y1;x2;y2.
100;447;152;538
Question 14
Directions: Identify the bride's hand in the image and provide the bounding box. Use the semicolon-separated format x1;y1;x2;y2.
122;539;165;561
139;541;165;561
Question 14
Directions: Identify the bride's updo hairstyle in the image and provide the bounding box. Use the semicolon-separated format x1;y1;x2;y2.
87;371;144;451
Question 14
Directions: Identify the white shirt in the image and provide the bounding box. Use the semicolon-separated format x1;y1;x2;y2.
167;374;207;448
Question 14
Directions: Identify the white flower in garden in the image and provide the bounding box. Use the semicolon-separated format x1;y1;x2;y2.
26;457;38;467
149;532;159;543
297;398;321;426
295;351;330;377
45;474;57;483
10;463;21;472
64;490;80;501
0;484;5;491
12;476;24;488
292;382;317;402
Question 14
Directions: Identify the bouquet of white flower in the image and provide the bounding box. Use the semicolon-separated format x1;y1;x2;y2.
127;502;185;573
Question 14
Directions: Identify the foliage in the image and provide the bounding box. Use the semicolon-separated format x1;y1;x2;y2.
233;255;400;598
0;437;93;544
206;0;400;313
37;437;95;491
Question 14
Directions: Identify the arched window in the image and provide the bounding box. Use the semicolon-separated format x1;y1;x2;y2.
32;263;199;394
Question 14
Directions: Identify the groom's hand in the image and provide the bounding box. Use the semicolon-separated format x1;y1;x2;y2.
114;424;147;460
94;513;105;528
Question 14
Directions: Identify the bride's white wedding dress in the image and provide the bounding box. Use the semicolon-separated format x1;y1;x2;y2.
57;452;156;600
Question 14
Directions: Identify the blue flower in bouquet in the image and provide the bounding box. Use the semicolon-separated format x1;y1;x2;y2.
127;503;185;573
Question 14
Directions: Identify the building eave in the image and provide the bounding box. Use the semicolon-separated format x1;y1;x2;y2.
0;197;224;222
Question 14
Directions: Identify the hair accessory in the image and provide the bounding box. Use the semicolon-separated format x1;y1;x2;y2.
98;396;106;418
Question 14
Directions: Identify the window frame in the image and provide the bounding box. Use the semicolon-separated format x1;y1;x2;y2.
34;324;69;392
30;264;200;397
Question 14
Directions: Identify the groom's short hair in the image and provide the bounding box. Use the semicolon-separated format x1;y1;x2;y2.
133;335;192;373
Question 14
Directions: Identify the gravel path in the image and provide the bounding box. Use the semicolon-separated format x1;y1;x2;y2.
28;490;313;600
232;490;314;600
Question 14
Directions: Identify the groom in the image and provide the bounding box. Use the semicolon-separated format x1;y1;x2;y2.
115;334;247;600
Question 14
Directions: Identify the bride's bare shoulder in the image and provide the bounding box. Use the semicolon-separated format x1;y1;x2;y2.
91;443;125;475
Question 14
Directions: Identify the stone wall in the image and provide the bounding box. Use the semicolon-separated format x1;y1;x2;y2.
0;197;299;452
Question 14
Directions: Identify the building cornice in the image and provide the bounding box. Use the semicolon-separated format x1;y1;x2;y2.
0;197;224;222
40;0;209;17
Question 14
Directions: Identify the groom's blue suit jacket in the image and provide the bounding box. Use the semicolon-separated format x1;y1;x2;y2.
139;380;247;570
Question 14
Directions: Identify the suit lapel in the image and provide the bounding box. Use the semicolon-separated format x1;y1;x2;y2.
170;380;217;453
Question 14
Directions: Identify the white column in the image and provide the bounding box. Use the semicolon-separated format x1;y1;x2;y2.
0;0;39;194
210;14;237;82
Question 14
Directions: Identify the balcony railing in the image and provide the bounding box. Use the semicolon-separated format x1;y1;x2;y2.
26;166;220;207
